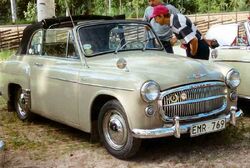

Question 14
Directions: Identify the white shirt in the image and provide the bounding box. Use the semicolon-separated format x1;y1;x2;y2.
170;13;202;44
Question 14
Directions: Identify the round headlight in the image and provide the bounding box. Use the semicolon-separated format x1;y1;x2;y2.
141;81;160;103
226;69;240;89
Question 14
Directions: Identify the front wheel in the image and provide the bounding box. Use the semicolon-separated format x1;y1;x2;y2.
98;100;141;159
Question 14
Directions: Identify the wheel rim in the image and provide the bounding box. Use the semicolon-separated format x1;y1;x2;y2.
103;109;128;150
17;92;27;117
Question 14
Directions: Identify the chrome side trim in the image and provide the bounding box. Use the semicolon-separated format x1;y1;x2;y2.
37;55;81;62
47;77;79;84
132;108;243;139
78;83;135;91
47;77;134;91
214;60;250;63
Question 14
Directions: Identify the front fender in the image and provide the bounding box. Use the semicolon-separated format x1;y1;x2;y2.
88;89;163;132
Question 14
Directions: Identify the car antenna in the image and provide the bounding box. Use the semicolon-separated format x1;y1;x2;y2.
65;0;75;27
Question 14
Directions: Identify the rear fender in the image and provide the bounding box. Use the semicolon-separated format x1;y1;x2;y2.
0;61;31;99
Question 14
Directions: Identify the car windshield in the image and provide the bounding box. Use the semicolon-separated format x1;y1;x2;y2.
78;22;162;56
206;21;250;46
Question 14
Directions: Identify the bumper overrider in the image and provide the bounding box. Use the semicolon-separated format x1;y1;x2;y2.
132;107;243;139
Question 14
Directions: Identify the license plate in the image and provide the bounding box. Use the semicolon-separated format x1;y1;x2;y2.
190;118;226;137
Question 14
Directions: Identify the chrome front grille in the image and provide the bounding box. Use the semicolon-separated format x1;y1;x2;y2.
160;82;227;121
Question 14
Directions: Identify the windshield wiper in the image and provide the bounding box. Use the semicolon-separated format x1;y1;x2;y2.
115;40;147;54
115;41;130;54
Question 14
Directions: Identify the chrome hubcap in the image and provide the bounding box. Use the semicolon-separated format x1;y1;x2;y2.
17;93;27;117
103;110;127;150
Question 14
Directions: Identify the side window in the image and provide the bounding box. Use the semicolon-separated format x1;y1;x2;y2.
28;30;43;55
43;29;78;59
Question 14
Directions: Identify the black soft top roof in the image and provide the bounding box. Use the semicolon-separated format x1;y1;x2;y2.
17;15;125;55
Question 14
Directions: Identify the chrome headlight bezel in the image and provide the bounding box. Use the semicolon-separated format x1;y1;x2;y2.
226;69;240;89
141;80;160;103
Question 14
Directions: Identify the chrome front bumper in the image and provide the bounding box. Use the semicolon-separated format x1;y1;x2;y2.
239;95;250;100
132;107;243;139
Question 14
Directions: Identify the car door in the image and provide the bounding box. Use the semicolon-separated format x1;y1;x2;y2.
27;29;81;126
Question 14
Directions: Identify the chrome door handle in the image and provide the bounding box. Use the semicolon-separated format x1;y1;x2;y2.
34;63;43;67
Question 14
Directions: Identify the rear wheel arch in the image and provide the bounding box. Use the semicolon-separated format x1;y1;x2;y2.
8;83;22;111
7;84;32;120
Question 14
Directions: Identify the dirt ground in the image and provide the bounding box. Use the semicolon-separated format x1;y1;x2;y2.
0;97;250;168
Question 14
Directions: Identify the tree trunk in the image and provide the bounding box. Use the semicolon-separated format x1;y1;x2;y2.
37;0;55;21
108;0;112;15
119;0;122;14
10;0;17;23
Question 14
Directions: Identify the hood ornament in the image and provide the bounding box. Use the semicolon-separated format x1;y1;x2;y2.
188;73;207;80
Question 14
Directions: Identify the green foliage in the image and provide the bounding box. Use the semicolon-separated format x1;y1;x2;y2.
17;0;31;20
55;0;91;16
24;2;37;22
92;0;106;15
0;50;14;62
0;0;10;23
0;0;250;23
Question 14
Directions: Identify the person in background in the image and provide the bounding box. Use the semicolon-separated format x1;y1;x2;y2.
151;5;210;60
143;0;179;53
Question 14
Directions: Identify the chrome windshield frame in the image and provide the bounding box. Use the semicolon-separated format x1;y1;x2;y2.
76;21;164;57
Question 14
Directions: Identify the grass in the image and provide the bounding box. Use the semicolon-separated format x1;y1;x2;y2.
0;96;97;161
1;95;250;165
0;50;14;62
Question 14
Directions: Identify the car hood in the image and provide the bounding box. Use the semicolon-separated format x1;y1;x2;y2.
87;51;225;90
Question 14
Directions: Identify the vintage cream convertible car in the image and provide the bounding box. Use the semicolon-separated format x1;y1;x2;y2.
207;20;250;100
0;15;243;159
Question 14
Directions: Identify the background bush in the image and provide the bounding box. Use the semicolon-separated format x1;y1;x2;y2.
0;0;249;24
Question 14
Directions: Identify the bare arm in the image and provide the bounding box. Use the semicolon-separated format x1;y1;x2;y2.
170;35;178;46
189;37;198;56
